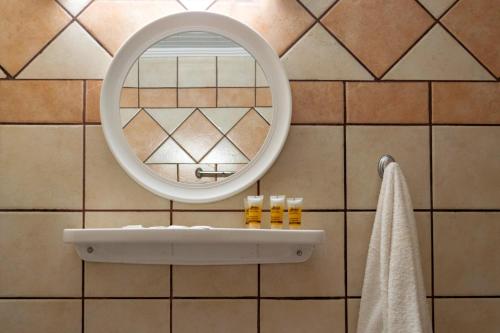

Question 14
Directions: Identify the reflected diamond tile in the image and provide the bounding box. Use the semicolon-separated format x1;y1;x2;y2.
172;110;223;162
227;109;270;159
146;108;195;134
200;108;250;133
123;110;168;161
120;108;140;127
255;107;273;124
146;138;194;164
201;138;249;164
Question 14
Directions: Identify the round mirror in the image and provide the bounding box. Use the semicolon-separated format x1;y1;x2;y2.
101;12;291;203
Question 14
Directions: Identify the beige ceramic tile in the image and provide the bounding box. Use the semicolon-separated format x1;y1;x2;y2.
261;213;344;297
347;212;432;296
322;0;433;77
178;88;216;107
178;0;214;10
256;87;272;107
291;81;343;124
178;56;216;88
139;56;177;88
282;24;373;80
85;299;170;333
226;109;269;159
0;300;81;333
123;110;168;161
84;212;170;297
0;125;83;209
433;126;500;208
173;183;258;210
217;87;255;107
146;139;194;164
432;83;500;124
78;0;184;54
0;68;6;79
0;212;82;297
210;0;314;55
121;87;139;107
0;0;70;75
347;299;361;333
146;108;194;134
435;298;500;333
0;80;83;123
178;163;216;184
123;60;138;88
172;110;223;161
384;25;495;80
261;126;344;209
139;88;176;108
201;138;249;164
58;0;92;16
434;212;500;295
346;126;430;209
17;22;111;79
86;80;102;123
417;0;456;18
200;108;249;133
261;300;345;333
85;125;170;209
217;56;255;87
172;212;257;297
300;0;337;17
347;82;428;124
442;0;499;76
173;299;256;333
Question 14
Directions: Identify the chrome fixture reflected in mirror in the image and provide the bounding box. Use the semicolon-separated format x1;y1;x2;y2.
101;12;291;203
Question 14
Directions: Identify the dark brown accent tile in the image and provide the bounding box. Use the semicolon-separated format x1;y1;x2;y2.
347;82;428;123
432;82;500;124
291;81;343;123
217;88;255;107
0;80;83;123
178;88;216;107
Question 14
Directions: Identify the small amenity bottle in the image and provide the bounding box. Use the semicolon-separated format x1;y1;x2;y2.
287;197;303;229
247;195;263;229
270;195;285;229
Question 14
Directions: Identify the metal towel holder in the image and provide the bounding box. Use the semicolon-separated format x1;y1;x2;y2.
378;154;395;179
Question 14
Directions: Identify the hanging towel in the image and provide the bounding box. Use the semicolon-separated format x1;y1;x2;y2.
357;163;432;333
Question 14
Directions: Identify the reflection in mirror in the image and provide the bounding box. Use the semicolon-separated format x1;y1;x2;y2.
120;31;273;184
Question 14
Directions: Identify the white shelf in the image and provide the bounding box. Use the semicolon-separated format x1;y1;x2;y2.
64;227;325;265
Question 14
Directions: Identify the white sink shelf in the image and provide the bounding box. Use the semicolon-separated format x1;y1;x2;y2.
63;227;325;265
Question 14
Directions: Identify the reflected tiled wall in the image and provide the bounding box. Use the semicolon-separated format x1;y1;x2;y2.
0;1;499;332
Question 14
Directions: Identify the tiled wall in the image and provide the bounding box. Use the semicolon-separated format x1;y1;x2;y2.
0;1;499;332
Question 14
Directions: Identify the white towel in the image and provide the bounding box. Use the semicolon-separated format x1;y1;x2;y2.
357;163;432;333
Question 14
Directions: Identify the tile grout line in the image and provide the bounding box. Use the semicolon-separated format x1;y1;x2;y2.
343;81;349;332
428;81;435;331
82;79;87;333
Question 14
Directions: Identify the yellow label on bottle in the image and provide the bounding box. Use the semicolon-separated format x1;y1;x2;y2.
248;206;262;224
288;208;302;227
270;205;284;224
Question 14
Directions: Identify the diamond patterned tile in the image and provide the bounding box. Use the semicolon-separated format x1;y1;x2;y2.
146;138;194;164
178;0;214;10
384;25;495;80
17;22;112;79
210;0;315;55
441;0;500;76
322;0;434;77
78;0;184;54
0;0;71;76
123;110;168;161
120;108;140;127
418;0;457;18
227;109;270;160
255;107;273;124
58;0;92;16
172;110;223;162
146;108;195;134
300;0;338;17
201;138;249;164
200;108;250;133
282;24;373;80
0;69;6;79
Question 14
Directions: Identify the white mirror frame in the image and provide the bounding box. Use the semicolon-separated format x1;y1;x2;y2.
101;11;291;203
